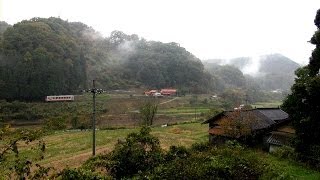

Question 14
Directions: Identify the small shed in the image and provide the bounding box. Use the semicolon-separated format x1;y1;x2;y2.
267;125;295;152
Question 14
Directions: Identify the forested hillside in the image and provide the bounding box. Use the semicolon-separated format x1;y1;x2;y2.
0;18;89;100
0;18;214;100
0;17;299;101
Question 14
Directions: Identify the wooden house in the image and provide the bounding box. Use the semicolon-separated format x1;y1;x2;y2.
203;108;294;151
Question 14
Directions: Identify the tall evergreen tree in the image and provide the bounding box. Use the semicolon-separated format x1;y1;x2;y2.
282;9;320;157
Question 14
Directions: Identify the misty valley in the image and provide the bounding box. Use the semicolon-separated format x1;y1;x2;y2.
1;8;320;179
0;18;298;103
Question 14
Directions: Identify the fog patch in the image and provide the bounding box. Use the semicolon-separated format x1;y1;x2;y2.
118;40;136;53
241;56;261;76
81;28;103;41
217;59;231;66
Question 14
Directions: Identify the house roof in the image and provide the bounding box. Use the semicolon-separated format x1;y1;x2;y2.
255;108;288;122
203;108;289;132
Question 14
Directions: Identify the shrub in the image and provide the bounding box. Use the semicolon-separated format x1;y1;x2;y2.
81;154;111;172
71;116;79;129
44;117;66;130
58;168;110;180
81;128;295;179
165;145;190;161
148;142;266;180
0;127;47;179
190;141;211;152
108;126;163;178
272;146;297;160
83;127;164;179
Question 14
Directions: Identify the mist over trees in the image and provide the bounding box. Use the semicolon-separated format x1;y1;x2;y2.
0;17;299;101
0;18;214;100
204;54;300;92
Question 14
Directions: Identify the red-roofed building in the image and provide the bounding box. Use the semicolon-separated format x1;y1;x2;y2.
160;89;177;96
144;90;158;96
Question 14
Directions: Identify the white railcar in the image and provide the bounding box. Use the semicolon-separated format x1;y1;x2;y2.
45;95;74;102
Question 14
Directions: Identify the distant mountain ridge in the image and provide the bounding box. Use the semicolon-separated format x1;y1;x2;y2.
203;54;301;91
259;54;300;74
204;54;300;76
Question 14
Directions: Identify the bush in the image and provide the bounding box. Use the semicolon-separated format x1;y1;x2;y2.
108;127;163;178
71;116;79;129
272;146;297;160
81;154;110;172
149;154;231;179
58;168;110;180
83;127;164;179
44;117;66;130
81;128;295;179
165;145;190;161
190;141;211;152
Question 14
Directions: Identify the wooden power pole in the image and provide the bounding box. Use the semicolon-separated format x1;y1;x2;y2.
91;80;96;156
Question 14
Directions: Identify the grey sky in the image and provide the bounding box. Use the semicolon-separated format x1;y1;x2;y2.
0;0;319;64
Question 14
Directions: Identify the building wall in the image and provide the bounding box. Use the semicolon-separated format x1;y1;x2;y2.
209;134;231;145
269;144;281;153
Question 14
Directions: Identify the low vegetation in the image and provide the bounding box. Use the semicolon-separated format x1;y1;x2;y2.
1;123;319;179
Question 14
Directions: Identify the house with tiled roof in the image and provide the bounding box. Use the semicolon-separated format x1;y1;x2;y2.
203;108;295;151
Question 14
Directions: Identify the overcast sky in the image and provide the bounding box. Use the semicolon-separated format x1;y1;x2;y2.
0;0;319;64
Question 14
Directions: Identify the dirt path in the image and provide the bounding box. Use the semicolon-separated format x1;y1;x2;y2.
43;146;112;170
159;97;179;105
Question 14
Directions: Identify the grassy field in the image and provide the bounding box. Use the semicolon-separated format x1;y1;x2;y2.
4;94;317;178
1;94;216;128
251;101;283;108
17;122;208;170
1;92;284;129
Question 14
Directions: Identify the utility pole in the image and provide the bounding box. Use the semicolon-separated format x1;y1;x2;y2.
245;93;249;105
91;80;96;156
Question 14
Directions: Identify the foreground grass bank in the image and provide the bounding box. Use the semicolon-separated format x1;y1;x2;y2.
2;122;319;179
19;122;208;169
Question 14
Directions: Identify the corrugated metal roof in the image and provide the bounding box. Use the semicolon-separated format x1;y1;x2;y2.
255;108;288;122
267;132;294;146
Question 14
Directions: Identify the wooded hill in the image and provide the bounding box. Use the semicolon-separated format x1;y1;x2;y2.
0;17;299;101
0;18;215;100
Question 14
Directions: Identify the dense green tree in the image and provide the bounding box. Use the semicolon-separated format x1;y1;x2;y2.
0;18;89;100
282;9;320;159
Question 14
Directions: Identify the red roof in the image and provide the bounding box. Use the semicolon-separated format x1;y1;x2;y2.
160;89;177;93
